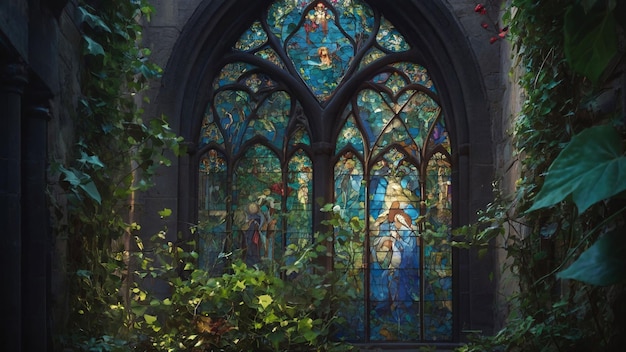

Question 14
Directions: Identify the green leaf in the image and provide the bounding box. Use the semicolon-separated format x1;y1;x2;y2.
78;151;105;169
83;35;105;56
528;125;626;214
258;294;273;310
158;208;172;218
79;181;102;204
564;3;618;83
143;314;158;325
78;7;112;32
557;229;626;286
60;167;82;186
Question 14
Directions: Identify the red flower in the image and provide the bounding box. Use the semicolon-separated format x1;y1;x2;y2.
474;4;487;14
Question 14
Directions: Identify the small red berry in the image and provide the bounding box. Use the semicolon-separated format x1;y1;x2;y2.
489;36;498;44
474;4;485;13
481;22;489;29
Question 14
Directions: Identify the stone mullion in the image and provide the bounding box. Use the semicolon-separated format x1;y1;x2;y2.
0;60;28;352
311;141;334;270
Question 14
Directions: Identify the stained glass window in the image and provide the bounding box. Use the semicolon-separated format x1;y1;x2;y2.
197;0;453;343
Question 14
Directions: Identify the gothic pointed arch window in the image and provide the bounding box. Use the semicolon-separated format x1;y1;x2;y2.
197;0;453;342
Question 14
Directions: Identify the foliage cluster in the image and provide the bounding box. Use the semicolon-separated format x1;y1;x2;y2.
457;0;625;351
128;209;356;351
52;0;183;349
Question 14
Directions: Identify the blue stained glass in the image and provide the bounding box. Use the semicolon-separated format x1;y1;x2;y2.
199;109;224;147
286;13;351;100
334;152;366;341
288;125;311;150
235;21;267;51
242;72;278;93
201;0;453;343
359;90;393;147
336;114;365;155
255;48;285;68
368;151;421;341
212;62;256;90
334;153;365;215
428;118;450;153
268;1;378;101
214;90;253;153
244;91;291;149
377;17;410;52
198;149;228;272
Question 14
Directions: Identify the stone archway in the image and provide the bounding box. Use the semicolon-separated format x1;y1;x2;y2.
150;0;497;343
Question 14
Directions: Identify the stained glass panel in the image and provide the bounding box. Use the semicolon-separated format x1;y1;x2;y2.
214;89;253;153
334;152;366;341
423;152;452;340
267;0;375;101
199;109;224;147
358;89;393;148
377;17;410;52
241;72;278;93
244;91;291;149
233;145;283;265
392;62;436;92
199;0;454;344
255;48;285;68
368;151;421;341
235;21;267;51
198;149;228;272
336;114;365;155
360;47;386;68
288;125;311;150
212;62;256;90
286;150;313;247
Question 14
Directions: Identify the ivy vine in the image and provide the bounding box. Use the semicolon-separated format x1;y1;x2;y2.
53;0;183;349
458;0;625;351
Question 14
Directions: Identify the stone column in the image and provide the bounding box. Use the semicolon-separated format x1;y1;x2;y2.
0;60;28;352
21;95;52;351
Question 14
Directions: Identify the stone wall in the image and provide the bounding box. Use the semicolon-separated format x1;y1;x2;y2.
1;0;80;350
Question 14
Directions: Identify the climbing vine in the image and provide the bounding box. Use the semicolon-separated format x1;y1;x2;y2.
53;0;183;349
458;1;625;351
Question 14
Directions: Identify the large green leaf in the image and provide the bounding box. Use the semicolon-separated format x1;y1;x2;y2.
79;181;102;204
83;35;105;56
528;125;626;214
78;7;112;33
557;229;626;286
564;3;618;84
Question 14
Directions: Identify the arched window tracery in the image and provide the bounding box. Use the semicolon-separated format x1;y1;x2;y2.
197;0;453;342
